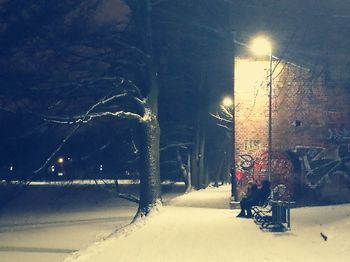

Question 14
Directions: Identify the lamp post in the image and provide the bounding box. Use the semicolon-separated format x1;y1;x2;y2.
250;37;273;182
231;31;237;202
221;95;237;203
220;31;238;206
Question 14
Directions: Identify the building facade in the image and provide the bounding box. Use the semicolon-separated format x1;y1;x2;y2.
235;57;350;202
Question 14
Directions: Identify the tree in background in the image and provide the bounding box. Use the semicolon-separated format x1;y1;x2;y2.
0;0;236;213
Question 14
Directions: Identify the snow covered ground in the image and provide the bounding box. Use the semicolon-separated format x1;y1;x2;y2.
1;183;350;262
0;183;138;262
64;185;350;262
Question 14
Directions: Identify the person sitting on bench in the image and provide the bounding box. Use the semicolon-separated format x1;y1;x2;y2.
237;180;271;218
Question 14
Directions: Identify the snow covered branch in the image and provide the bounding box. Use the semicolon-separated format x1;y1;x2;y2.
217;124;231;132
44;92;146;124
34;92;146;174
219;105;233;119
209;113;232;123
45;111;143;124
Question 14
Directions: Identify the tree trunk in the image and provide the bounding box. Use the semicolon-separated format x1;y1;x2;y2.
198;117;207;188
222;149;231;184
214;152;226;187
138;112;161;213
131;0;162;217
176;147;191;192
190;145;198;189
191;120;201;189
185;150;192;193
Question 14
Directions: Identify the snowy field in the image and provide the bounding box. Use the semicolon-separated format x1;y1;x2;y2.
0;182;139;262
64;185;350;262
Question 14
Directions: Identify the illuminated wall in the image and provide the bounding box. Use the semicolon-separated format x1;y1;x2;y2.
234;57;350;202
235;58;271;157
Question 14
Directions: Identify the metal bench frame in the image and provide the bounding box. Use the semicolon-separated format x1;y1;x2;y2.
253;200;294;232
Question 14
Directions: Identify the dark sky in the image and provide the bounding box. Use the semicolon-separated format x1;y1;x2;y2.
1;0;350;180
233;0;350;70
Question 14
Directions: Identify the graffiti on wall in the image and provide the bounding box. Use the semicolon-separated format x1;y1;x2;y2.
253;151;294;199
235;154;254;188
328;127;350;144
294;143;350;189
293;126;350;189
243;139;261;151
235;139;262;187
236;151;294;200
235;153;254;199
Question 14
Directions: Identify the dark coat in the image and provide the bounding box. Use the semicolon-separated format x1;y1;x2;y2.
250;181;271;206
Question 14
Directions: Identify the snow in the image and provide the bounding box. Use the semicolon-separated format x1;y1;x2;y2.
168;185;231;209
64;185;350;262
1;179;140;185
1;183;350;262
0;183;138;262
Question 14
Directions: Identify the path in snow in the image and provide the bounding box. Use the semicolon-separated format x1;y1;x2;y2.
65;185;350;262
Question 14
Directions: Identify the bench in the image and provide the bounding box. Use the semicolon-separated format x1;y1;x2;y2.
253;199;294;232
252;197;272;223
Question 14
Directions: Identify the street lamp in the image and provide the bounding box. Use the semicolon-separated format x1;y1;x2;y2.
250;37;272;57
250;36;273;182
57;157;64;177
222;96;233;107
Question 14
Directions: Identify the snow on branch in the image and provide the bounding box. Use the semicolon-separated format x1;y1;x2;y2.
219;105;233;119
209;113;232;123
44;93;146;124
210;107;234;132
45;111;143;124
34;92;145;174
217;123;231;132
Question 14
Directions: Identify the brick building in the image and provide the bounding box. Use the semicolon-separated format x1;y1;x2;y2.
234;57;350;202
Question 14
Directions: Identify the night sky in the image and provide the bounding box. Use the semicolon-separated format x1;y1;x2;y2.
1;0;350;182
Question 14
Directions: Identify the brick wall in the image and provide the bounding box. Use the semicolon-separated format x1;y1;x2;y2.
234;57;350;202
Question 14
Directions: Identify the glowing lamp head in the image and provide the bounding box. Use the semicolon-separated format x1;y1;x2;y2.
222;97;233;107
250;36;272;56
58;157;64;164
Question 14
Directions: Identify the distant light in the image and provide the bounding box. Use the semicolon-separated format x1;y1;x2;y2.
51;166;55;172
100;164;103;172
10;165;13;171
58;157;64;164
58;172;64;176
250;36;272;56
222;97;233;107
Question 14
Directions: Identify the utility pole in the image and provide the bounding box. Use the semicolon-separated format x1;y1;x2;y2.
268;49;273;183
230;31;238;202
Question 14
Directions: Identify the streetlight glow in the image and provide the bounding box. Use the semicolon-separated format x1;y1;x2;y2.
58;157;64;164
250;36;272;56
222;96;233;107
